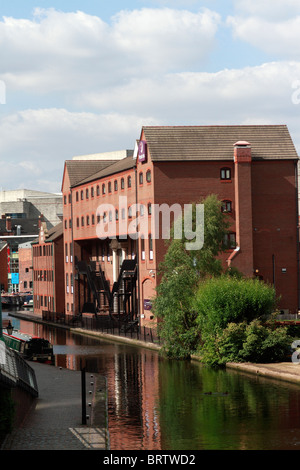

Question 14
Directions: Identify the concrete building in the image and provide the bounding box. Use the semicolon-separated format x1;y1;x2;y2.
0;189;63;229
55;125;299;326
0;189;63;293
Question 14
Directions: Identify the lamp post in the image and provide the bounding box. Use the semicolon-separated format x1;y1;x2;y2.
0;320;13;338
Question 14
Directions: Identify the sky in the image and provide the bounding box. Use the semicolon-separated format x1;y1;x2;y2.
1;0;300;193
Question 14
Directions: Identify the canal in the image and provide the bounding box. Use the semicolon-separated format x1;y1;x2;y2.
4;311;300;450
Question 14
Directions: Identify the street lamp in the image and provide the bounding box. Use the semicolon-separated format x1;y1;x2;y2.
5;321;13;336
0;320;13;338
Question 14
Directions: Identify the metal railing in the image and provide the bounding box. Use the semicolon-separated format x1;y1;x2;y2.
0;342;38;397
42;311;162;346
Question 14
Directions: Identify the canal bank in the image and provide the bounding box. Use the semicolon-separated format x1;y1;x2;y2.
1;361;108;450
7;310;300;386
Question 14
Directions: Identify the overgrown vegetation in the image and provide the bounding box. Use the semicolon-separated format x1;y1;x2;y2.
153;194;292;365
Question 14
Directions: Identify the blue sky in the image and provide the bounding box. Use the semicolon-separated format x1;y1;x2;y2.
0;0;300;192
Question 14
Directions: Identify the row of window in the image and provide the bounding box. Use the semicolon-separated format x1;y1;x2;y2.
33;270;54;282
73;203;152;229
34;294;54;310
33;244;53;257
65;199;232;231
64;170;152;205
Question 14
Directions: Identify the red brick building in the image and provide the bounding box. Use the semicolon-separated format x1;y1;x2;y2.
18;242;33;293
32;221;64;315
57;125;299;325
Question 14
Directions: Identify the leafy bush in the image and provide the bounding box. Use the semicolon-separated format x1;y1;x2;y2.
194;275;277;341
200;320;292;366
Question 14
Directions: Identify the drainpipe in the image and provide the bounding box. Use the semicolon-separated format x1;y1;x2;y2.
226;246;241;270
295;160;300;311
135;163;141;322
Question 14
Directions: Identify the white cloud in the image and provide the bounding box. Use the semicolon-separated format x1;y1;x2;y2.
79;61;300;121
0;108;158;191
0;7;221;94
227;15;300;58
232;0;300;20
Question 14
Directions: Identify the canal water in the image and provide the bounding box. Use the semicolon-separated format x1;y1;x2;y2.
5;312;300;450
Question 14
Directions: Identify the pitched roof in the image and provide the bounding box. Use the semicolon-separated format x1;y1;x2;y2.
72;155;136;187
45;221;63;242
65;160;116;187
142;125;299;161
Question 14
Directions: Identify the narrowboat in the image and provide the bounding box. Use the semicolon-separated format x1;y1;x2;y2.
2;329;55;364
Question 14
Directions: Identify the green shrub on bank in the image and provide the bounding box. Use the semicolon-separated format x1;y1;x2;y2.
194;275;277;341
200;320;292;366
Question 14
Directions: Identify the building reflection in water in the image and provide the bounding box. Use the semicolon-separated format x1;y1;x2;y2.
14;320;161;450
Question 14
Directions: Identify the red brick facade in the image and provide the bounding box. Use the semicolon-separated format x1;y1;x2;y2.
34;125;300;324
32;222;64;315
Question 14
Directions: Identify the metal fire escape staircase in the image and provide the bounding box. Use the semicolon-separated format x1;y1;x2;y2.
75;258;137;324
111;259;138;324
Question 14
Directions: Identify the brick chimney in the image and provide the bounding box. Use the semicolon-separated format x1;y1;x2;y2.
38;214;44;229
6;216;11;232
230;141;254;277
234;141;252;163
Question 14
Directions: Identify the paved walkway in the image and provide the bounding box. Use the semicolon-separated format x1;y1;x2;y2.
227;361;300;384
2;362;108;450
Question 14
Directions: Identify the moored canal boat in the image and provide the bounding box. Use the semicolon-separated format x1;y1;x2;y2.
2;328;55;364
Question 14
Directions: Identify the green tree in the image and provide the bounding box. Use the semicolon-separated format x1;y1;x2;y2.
153;194;231;359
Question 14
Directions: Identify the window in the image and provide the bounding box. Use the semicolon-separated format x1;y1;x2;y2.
220;167;231;180
221;200;232;213
148;203;152;215
121;178;124;189
139;172;143;184
97;185;100;196
81;190;84;200
91;187;94;197
128;176;132;188
64;195;67;204
81;216;84;226
141;235;145;261
92;214;95;225
146;170;151;183
76;217;79;227
109;210;112;222
103;212;107;223
224;232;236;249
108;181;112;193
76;191;79;202
102;184;106;195
149;234;153;260
114;180;118;191
128;206;132;219
86;215;90;226
115;209;119;220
